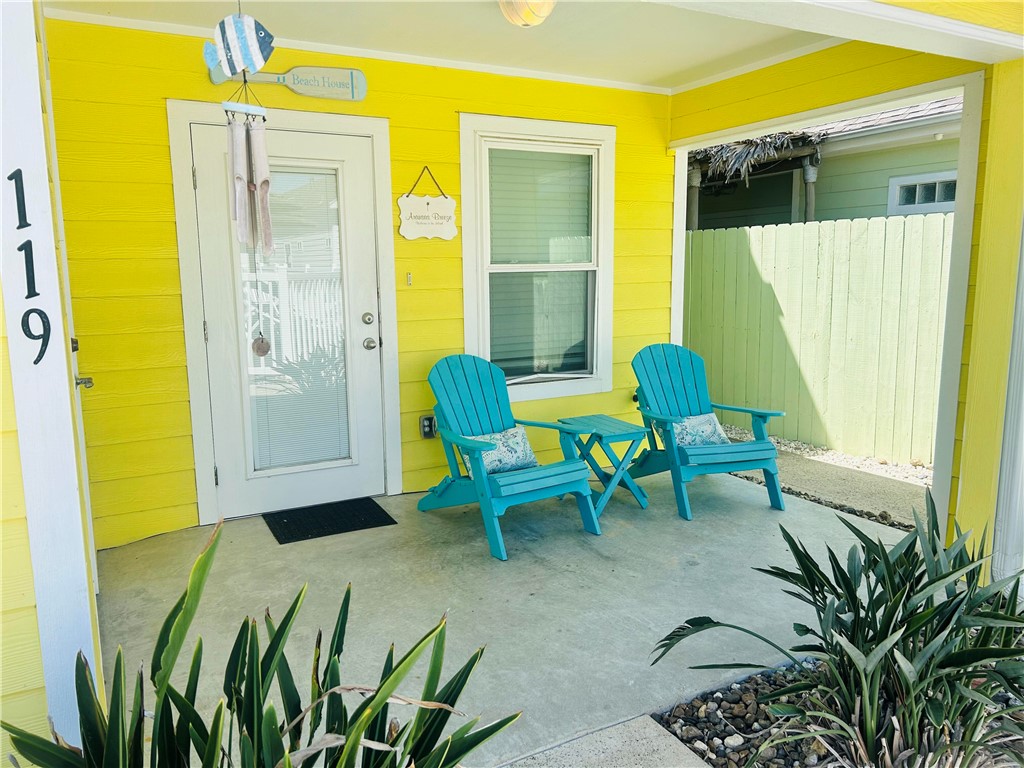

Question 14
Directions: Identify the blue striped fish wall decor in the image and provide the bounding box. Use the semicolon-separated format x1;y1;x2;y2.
204;14;275;78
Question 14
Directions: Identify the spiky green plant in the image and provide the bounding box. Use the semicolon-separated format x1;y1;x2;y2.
653;494;1024;767
3;524;519;768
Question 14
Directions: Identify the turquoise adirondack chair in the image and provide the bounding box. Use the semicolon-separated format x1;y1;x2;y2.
628;344;785;519
417;354;601;560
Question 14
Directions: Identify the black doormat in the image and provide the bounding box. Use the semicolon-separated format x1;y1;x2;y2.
262;497;397;545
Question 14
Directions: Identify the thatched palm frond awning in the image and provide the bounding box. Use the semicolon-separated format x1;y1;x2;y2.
693;131;824;186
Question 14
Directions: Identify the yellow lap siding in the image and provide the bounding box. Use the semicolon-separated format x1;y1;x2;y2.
76;333;187;372
0;288;48;754
46;18;674;548
671;42;979;140
89;470;197;519
93;505;200;550
954;58;1023;548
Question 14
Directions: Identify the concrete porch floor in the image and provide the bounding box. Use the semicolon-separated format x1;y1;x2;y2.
96;473;903;767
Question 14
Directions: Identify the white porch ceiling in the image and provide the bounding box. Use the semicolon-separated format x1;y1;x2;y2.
43;0;1023;92
42;0;836;92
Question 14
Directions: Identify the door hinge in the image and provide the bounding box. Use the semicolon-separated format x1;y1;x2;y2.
192;166;197;190
214;465;219;486
203;320;209;343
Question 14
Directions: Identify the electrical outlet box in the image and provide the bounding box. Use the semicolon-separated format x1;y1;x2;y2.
420;415;437;439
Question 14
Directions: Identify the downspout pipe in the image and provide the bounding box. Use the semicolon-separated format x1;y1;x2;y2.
802;156;818;222
992;223;1024;605
686;163;701;231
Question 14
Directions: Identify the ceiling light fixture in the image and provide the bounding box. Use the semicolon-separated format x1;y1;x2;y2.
499;0;556;28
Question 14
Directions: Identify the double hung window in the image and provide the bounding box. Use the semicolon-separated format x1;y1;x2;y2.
461;114;614;401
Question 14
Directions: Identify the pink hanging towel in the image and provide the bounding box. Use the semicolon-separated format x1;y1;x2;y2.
248;121;274;255
229;116;251;245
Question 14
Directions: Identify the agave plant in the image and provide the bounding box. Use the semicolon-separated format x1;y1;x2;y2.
3;524;519;768
653;494;1024;768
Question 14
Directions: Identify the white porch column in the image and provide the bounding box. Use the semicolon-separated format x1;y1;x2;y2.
2;0;97;743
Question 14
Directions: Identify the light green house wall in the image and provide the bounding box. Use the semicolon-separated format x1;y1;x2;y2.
809;139;960;220
696;138;960;229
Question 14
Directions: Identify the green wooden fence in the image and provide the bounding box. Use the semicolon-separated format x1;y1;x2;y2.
683;213;953;464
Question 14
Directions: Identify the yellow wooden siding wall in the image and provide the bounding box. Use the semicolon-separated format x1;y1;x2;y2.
671;41;1023;540
669;42;981;141
44;19;674;548
0;290;49;756
954;58;1023;547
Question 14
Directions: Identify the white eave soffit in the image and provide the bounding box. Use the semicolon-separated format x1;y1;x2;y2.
659;0;1024;67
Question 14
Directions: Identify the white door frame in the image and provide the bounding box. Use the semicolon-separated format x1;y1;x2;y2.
669;71;986;533
168;101;402;524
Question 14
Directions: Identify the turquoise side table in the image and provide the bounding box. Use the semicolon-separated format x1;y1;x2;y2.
557;414;650;516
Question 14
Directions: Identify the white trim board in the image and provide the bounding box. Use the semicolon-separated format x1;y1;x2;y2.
34;0;99;595
669;70;985;532
1;0;97;743
167;101;402;524
669;150;687;346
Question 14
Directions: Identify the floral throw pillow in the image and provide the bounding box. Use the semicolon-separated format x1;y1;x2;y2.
459;425;539;478
655;412;730;448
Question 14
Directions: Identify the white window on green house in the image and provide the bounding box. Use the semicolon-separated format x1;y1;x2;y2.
887;170;957;215
460;114;615;401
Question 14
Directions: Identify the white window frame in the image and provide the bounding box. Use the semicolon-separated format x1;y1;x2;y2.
460;113;615;402
887;169;958;215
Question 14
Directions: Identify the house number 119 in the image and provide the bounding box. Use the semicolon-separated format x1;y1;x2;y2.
6;168;50;364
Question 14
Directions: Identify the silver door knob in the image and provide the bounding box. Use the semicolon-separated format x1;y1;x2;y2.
363;338;378;350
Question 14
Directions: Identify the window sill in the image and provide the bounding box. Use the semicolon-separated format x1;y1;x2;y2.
506;373;612;403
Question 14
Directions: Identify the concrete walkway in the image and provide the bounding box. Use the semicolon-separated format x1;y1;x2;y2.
736;450;927;528
504;716;705;767
95;473;903;767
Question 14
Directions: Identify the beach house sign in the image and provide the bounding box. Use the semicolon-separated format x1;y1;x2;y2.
211;66;368;101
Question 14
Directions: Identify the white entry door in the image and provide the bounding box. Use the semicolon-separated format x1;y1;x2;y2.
191;123;385;518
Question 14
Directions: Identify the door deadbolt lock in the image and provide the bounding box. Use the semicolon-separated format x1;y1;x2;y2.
361;312;374;325
363;338;378;350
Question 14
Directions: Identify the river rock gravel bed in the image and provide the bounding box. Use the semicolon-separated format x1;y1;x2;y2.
658;668;828;768
722;425;933;486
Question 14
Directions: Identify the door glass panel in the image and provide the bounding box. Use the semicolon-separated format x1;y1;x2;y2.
241;168;350;471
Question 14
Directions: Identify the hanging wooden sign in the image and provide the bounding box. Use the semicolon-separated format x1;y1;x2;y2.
211;66;368;101
398;166;457;241
399;195;457;241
